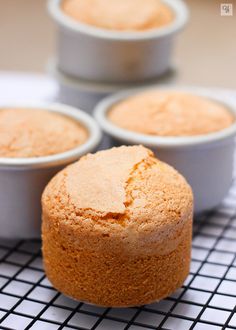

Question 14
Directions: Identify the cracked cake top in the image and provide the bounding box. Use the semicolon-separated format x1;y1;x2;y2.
42;146;193;254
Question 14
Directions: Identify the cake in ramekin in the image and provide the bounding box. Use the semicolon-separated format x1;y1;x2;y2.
49;0;188;82
94;88;236;213
0;103;101;239
42;145;193;307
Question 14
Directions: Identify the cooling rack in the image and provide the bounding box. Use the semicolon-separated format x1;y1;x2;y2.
0;176;236;330
0;75;236;329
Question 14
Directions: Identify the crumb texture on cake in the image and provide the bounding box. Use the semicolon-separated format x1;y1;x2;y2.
0;109;87;158
43;221;192;307
42;145;193;306
62;0;174;31
108;91;235;136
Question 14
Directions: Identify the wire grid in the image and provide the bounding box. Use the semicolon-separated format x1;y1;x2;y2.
0;181;235;330
0;76;236;330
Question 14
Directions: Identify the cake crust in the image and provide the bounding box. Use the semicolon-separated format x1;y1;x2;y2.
108;91;234;137
62;0;174;31
0;109;87;158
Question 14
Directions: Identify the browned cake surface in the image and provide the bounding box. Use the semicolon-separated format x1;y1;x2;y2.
62;0;174;31
42;145;193;307
0;109;88;158
108;91;235;137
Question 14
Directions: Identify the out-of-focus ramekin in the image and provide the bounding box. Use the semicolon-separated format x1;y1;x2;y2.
94;87;236;213
48;0;188;82
0;103;101;239
49;60;176;113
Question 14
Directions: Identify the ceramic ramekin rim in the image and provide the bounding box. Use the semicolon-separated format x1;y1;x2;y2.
0;102;102;169
48;0;189;41
94;86;236;149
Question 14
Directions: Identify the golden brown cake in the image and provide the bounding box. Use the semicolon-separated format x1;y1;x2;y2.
108;91;235;137
0;109;87;158
62;0;174;31
42;145;193;307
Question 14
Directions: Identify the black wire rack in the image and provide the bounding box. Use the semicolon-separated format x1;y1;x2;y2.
0;173;236;330
0;76;236;330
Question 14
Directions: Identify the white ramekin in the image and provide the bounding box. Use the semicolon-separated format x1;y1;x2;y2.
0;103;101;239
49;60;177;113
94;87;236;213
48;0;188;82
